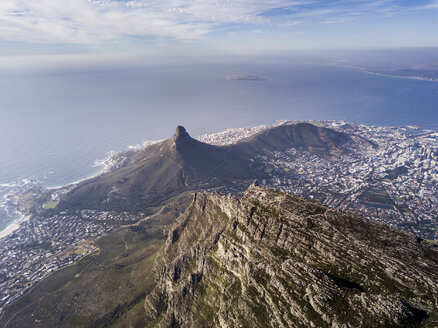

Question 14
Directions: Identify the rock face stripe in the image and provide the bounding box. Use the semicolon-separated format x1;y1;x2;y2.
144;184;438;327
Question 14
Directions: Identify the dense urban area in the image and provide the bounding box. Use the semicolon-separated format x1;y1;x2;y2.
275;122;437;240
0;120;437;314
202;121;437;241
0;209;142;310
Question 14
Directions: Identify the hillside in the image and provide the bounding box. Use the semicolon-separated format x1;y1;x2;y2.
58;123;352;212
144;183;438;327
0;193;193;328
58;126;265;211
233;122;352;155
3;183;437;327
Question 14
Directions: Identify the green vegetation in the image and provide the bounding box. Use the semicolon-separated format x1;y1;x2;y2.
109;297;148;328
386;166;408;180
0;227;163;328
246;286;270;325
43;200;59;209
0;194;192;328
359;185;395;207
66;315;90;325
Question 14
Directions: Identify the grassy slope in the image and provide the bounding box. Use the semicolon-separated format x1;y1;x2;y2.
0;194;193;328
0;228;161;328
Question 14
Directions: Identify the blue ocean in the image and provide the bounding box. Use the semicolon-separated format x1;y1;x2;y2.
1;60;437;232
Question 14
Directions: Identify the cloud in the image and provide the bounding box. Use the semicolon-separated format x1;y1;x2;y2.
0;0;312;44
410;0;438;10
0;0;437;45
0;0;211;43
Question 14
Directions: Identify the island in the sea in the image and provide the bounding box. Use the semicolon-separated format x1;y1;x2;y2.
228;74;267;81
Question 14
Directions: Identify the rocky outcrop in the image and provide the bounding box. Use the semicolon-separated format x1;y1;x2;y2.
144;183;438;327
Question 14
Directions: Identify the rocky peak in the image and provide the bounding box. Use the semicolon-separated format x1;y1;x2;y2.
144;185;438;327
173;125;190;142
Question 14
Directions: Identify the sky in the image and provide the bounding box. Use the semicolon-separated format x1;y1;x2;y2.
1;0;438;58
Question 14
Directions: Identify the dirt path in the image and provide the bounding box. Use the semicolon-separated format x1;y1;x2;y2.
122;232;129;252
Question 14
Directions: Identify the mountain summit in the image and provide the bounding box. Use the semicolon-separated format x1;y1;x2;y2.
59;125;262;211
173;125;190;142
59;123;352;211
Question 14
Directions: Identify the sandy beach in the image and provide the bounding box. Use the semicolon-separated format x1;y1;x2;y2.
0;214;31;239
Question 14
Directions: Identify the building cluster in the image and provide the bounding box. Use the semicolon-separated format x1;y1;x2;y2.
0;209;142;311
195;120;437;241
0;120;436;314
198;124;270;145
256;122;437;241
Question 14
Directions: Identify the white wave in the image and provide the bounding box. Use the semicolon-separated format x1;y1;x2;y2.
0;182;19;188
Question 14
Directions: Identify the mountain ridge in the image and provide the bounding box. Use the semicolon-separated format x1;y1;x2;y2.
144;183;438;327
58;123;352;212
233;122;352;155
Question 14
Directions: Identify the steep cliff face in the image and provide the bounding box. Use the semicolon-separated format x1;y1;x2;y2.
144;183;438;328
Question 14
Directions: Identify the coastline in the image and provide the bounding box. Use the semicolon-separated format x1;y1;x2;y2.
0;120;436;242
45;140;160;190
324;63;438;83
0;170;105;240
362;70;438;82
45;166;105;191
0;139;161;240
0;214;31;239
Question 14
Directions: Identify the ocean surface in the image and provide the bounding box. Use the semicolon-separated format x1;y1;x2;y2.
1;60;438;232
